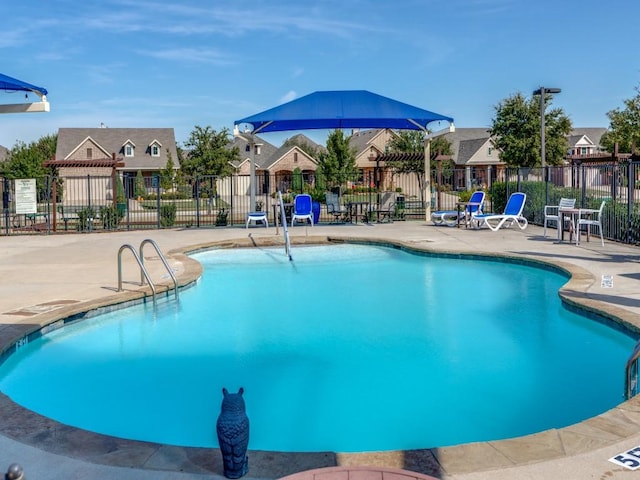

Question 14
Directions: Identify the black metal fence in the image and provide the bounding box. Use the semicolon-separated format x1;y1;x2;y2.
1;162;639;245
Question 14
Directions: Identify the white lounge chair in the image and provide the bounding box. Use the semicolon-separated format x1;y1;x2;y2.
431;190;485;227
473;192;528;231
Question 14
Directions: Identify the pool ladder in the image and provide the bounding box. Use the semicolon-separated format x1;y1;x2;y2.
117;239;179;302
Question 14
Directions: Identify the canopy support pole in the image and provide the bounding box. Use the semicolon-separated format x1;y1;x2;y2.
421;124;456;223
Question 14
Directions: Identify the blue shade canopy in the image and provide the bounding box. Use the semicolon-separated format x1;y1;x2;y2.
235;90;453;133
0;72;48;97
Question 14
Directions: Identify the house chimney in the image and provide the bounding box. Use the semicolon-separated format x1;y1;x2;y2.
233;125;239;137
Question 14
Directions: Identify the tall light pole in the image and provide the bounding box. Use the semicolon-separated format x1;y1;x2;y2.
533;87;561;168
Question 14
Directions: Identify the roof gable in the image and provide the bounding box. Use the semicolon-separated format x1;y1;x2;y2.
64;136;111;160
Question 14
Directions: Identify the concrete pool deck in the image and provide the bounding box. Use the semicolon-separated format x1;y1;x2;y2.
1;221;640;480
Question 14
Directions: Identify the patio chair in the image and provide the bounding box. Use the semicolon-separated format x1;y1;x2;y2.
325;192;347;223
472;192;528;231
431;190;485;227
576;200;606;246
369;192;397;223
543;197;576;237
291;193;314;226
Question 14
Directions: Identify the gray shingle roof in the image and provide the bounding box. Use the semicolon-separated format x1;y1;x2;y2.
457;138;490;164
348;129;382;153
229;135;278;169
569;128;607;148
56;128;179;171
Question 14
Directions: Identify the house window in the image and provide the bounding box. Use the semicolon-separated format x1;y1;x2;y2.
580;147;588;155
125;145;134;157
294;152;298;163
488;147;493;156
86;148;92;159
255;145;261;155
151;145;160;157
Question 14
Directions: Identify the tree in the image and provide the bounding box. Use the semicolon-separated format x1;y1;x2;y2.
0;134;56;179
160;151;176;191
0;134;57;201
490;92;571;167
316;129;357;194
387;130;453;202
600;85;640;154
134;170;146;198
180;126;238;177
291;166;303;192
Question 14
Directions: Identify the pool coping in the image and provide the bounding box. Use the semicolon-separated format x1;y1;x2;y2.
1;233;640;479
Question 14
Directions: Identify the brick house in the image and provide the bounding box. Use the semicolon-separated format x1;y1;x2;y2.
50;127;179;205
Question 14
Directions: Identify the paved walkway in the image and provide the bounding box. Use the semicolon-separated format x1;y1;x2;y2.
1;221;640;480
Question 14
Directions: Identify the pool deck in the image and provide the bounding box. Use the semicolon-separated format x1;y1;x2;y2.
1;221;640;480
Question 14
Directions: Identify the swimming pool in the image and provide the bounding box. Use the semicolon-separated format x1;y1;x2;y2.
0;243;636;453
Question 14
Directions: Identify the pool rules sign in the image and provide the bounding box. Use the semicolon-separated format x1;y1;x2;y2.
14;179;37;215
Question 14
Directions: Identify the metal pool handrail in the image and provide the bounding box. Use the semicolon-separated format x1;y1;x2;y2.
277;190;292;261
139;238;178;299
117;244;156;302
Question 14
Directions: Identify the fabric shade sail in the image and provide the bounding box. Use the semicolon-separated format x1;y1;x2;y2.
0;73;48;97
235;90;453;134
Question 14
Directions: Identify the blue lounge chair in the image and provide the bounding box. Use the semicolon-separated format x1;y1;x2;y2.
431;190;485;227
291;193;314;226
473;192;528;231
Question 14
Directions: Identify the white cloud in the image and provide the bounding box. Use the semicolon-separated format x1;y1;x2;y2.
280;91;297;103
136;48;236;66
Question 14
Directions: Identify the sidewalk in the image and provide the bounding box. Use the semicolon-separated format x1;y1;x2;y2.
1;222;640;479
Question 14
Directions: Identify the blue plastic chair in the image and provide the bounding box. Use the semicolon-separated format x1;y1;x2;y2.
291;194;314;226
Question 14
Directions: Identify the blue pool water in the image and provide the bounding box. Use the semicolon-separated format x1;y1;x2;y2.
0;244;636;453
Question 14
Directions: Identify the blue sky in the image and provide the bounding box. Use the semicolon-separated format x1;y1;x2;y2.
1;0;638;149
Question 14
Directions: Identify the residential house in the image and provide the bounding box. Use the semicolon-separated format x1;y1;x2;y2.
567;128;607;157
349;128;396;190
231;131;321;195
349;128;504;194
51;127;179;205
442;128;503;190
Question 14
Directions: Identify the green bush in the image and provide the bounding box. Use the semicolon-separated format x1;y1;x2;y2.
76;206;96;231
100;205;125;230
160;203;176;227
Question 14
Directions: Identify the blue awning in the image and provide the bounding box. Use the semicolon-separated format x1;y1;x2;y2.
235;90;453;134
0;72;48;97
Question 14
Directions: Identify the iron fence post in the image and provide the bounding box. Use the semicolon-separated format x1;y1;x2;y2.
195;176;200;228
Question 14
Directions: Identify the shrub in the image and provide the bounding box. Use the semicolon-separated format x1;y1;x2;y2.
160;203;176;227
76;206;96;231
100;205;125;230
